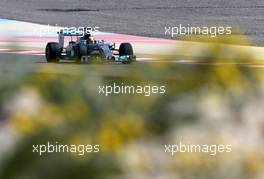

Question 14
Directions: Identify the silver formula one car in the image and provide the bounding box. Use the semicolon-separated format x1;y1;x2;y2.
45;31;136;64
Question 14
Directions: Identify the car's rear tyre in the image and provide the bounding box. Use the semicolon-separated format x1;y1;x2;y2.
119;43;134;64
76;44;88;62
46;42;60;63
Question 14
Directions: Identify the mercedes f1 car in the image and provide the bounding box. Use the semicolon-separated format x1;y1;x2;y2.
45;30;136;64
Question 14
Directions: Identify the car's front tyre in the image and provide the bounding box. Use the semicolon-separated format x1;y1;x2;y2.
119;43;134;64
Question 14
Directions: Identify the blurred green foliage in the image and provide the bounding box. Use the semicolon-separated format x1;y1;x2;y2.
0;35;264;179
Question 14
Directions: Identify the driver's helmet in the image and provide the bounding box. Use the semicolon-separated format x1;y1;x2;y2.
89;35;94;42
83;33;91;40
83;33;94;43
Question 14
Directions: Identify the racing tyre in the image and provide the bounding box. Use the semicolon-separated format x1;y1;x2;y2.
46;42;60;63
119;43;134;64
76;44;88;62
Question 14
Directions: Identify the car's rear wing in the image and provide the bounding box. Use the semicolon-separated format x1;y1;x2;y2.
57;32;83;36
57;27;92;36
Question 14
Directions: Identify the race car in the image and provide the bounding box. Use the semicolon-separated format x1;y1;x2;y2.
45;30;136;64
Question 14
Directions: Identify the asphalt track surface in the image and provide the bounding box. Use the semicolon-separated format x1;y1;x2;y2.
1;53;264;73
0;0;264;44
1;1;264;69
